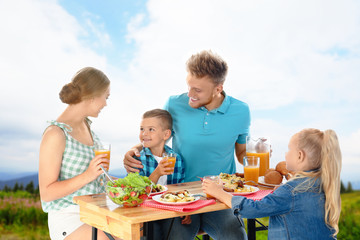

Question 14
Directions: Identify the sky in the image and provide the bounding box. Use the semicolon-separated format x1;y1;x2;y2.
0;0;359;183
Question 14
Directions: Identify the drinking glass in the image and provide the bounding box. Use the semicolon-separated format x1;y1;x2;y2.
162;153;176;174
243;156;260;186
94;142;111;171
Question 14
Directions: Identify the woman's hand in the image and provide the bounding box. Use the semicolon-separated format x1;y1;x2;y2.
84;154;109;181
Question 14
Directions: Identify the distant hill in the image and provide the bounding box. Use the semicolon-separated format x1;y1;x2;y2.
0;168;127;190
0;173;38;189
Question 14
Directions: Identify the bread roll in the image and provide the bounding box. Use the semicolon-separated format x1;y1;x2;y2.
275;161;289;175
265;168;275;175
264;170;283;185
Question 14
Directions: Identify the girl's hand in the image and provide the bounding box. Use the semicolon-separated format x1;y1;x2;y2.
85;154;109;181
202;179;233;208
202;179;224;199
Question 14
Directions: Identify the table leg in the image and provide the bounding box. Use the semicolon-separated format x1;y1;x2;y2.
92;227;98;240
247;219;256;240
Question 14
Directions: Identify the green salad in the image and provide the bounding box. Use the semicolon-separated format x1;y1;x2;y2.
106;173;152;207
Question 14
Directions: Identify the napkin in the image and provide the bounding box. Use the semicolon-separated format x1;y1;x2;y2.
244;190;273;201
142;199;216;212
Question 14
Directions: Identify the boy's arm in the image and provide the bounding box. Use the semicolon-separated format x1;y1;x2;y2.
149;168;162;184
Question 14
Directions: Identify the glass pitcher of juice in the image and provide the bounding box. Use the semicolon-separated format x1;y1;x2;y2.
246;136;270;176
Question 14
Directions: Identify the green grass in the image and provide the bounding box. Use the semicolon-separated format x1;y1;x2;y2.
1;191;359;239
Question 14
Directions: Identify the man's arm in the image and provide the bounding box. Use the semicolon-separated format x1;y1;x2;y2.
235;142;246;165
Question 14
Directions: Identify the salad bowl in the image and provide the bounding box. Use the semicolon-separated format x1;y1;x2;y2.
106;173;152;207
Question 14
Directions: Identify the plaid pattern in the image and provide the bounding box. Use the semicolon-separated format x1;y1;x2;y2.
137;145;185;184
41;120;106;213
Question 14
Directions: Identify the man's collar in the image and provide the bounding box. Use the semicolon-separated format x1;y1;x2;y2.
199;91;229;114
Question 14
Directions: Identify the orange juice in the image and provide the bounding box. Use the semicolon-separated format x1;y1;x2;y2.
163;153;176;174
167;156;176;168
94;149;111;171
244;166;259;185
246;152;269;176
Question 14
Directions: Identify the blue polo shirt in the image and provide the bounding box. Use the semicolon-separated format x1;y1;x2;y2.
164;92;250;182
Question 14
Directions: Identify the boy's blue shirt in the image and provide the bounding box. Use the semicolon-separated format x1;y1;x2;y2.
231;177;336;239
136;145;185;184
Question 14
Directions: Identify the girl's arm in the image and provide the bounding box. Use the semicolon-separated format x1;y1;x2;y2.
203;179;293;219
39;126;106;202
230;185;293;219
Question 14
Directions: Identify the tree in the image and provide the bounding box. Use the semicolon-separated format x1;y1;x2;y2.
346;182;353;193
340;181;346;193
25;181;34;194
13;182;19;192
3;184;11;192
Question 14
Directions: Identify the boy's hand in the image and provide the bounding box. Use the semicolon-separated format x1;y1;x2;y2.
155;159;173;176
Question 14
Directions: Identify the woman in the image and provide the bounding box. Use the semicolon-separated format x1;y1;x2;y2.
39;67;118;240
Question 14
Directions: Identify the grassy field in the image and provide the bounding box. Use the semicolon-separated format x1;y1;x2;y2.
0;190;359;239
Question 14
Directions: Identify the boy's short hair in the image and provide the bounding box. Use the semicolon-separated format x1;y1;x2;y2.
143;109;173;130
186;50;228;85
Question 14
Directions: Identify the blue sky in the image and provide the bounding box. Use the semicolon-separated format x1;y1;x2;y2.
0;0;359;183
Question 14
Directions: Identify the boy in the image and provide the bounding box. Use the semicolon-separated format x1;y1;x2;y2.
137;109;185;185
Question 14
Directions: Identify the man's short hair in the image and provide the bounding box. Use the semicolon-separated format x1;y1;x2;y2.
186;50;228;85
142;109;173;130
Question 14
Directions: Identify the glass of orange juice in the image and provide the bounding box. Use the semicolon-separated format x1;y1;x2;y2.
203;175;220;199
246;136;270;176
94;142;111;171
243;156;260;186
163;153;176;174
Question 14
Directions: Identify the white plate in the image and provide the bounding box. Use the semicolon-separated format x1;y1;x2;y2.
258;176;286;187
149;186;168;196
152;194;200;205
231;185;259;196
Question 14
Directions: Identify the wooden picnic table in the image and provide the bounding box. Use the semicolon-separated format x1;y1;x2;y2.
73;180;272;240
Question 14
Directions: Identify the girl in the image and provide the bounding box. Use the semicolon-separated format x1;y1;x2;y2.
39;67;120;240
202;128;341;239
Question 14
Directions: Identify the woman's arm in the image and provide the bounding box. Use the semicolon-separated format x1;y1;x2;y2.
39;126;105;202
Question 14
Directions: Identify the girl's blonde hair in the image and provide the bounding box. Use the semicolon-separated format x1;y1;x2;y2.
293;128;342;237
59;67;110;104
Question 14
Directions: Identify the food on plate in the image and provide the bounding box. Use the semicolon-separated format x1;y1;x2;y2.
159;190;195;203
219;173;256;193
106;173;152;207
151;183;166;193
264;169;283;185
275;161;289;175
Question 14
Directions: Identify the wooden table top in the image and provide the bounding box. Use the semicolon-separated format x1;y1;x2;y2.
73;181;231;225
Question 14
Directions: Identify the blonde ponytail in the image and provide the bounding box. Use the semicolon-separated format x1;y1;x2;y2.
321;130;342;236
293;128;342;237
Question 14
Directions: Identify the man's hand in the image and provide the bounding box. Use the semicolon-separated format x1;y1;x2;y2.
181;215;192;224
123;147;143;173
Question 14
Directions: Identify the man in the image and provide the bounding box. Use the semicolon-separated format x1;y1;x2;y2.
124;50;250;239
